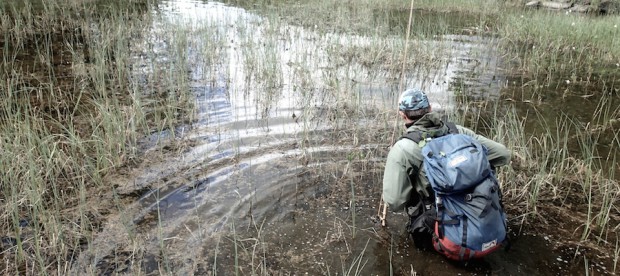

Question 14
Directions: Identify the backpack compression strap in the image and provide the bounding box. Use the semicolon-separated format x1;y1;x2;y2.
400;121;458;143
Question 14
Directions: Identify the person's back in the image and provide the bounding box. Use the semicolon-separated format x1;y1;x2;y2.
381;88;511;259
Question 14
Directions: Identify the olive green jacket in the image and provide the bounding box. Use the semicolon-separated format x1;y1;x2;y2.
382;113;511;212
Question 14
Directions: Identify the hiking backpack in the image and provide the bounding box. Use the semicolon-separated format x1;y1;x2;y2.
402;122;508;261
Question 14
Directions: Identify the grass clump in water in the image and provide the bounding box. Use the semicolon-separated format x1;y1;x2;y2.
0;0;196;274
498;9;620;86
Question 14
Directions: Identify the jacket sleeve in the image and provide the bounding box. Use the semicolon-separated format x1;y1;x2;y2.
382;141;416;212
457;125;511;167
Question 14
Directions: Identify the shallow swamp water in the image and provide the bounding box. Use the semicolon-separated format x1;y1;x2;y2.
45;0;620;275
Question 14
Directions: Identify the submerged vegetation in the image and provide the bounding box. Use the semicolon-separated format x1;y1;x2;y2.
0;0;619;274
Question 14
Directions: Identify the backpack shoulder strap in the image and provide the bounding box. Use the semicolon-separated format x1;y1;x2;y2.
400;131;424;143
400;121;459;143
444;121;459;134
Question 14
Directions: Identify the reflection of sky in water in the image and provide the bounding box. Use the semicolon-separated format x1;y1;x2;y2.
158;0;260;25
153;0;503;137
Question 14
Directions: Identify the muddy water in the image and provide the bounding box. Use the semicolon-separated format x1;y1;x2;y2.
72;1;614;275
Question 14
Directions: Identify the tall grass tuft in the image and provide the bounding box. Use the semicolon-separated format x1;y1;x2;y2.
0;0;195;274
499;10;620;87
478;98;619;253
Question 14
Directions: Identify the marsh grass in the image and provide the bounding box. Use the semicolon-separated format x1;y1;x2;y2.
475;100;620;256
614;237;620;272
340;238;370;276
498;9;620;88
0;0;197;274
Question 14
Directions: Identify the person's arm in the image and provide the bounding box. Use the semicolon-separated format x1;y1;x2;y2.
382;142;416;212
457;126;511;167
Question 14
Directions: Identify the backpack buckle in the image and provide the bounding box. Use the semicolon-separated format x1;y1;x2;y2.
435;196;443;206
465;194;473;201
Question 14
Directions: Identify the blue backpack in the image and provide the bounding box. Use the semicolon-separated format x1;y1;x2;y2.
402;123;508;261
